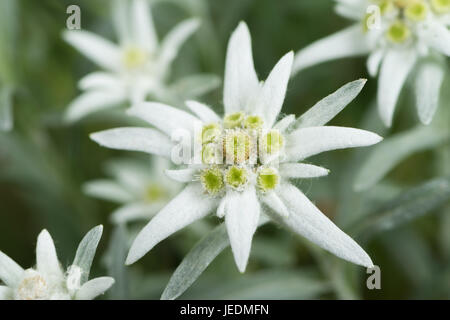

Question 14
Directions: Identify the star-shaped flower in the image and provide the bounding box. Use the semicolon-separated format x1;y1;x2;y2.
293;0;450;127
84;158;180;224
91;22;382;272
0;226;114;300
63;0;214;122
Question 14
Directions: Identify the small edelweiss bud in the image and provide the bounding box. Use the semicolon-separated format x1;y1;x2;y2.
262;129;284;155
66;265;83;294
122;46;148;69
224;112;245;129
386;21;411;43
202;123;222;144
225;166;248;189
257;167;280;192
200;166;224;195
16;269;49;300
430;0;450;14
202;143;218;164
244;115;264;130
405;0;429;21
223;130;251;164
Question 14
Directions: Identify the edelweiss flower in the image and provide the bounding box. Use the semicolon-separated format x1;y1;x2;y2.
0;226;114;300
293;0;450;127
84;158;180;224
91;22;382;272
63;0;210;122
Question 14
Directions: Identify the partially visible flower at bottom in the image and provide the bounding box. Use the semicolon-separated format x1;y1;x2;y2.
83;157;181;224
0;226;114;300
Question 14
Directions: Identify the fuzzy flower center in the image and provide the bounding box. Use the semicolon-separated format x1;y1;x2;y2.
198;113;283;194
364;0;448;44
122;46;149;70
16;270;49;300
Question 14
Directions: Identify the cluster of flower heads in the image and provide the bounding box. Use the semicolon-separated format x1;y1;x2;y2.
92;22;382;272
0;227;113;300
198;111;286;196
364;0;450;44
294;0;450;126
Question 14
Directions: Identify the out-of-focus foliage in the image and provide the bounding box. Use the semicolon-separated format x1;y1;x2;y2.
0;0;448;300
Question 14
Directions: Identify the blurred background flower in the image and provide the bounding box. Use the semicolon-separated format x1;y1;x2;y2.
0;0;449;300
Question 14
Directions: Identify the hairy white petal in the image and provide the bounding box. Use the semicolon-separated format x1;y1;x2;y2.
0;251;23;288
224;22;260;114
185;100;221;123
72;225;103;284
294;79;367;129
279;163;330;179
253;52;293;127
293;24;370;74
275;184;373;268
131;0;158;51
216;197;227;218
378;49;417;127
90;127;173;158
75;277;115;300
420;21;450;56
415;58;445;125
64;90;125;123
126;184;218;265
128;102;199;135
78;72;122;91
0;286;13;300
286;126;382;161
273;114;295;132
111;203;161;224
225;187;260;273
165;168;197;182
262;192;289;217
157;19;200;76
83;180;134;204
367;49;384;77
36;230;63;279
63;30;121;70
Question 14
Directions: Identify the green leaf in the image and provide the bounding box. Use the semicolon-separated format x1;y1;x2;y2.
354;126;449;191
73;225;104;284
161;216;269;300
105;225;129;299
350;177;450;242
293;79;367;129
184;269;330;299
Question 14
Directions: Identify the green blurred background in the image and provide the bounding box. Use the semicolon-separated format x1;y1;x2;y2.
0;0;449;299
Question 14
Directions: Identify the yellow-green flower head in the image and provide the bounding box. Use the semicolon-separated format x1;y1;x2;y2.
202;123;222;144
223;130;252;164
202;143;218;164
224;112;245;129
431;0;450;13
262;129;284;155
386;21;411;43
244;115;264;130
122;46;149;70
257;167;280;192
225;166;249;189
200;166;224;195
405;0;429;21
